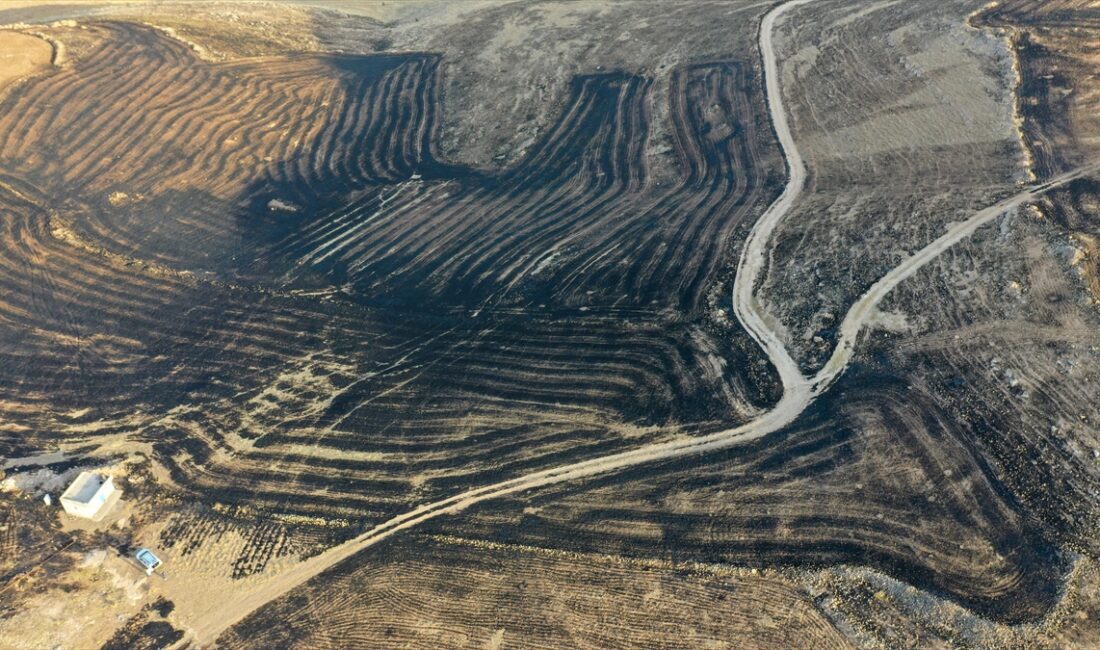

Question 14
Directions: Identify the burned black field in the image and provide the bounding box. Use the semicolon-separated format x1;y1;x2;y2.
435;365;1069;623
4;1;1100;647
0;21;782;515
0;14;789;618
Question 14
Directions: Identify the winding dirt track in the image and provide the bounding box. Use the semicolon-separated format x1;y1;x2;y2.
183;0;1099;643
732;0;815;396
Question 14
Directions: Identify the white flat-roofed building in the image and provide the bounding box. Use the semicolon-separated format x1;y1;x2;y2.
60;471;117;519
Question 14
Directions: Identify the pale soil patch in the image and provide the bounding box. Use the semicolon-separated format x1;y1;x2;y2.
0;31;52;88
866;306;917;334
287;0;500;25
0;552;150;650
793;19;1018;160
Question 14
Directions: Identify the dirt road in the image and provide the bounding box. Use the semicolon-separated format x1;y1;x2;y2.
732;0;816;396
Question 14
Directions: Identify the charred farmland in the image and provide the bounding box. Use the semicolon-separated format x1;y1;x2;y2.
5;1;1100;646
423;365;1067;623
0;22;781;528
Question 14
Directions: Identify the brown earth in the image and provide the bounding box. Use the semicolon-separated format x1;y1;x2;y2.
0;32;52;90
218;535;853;650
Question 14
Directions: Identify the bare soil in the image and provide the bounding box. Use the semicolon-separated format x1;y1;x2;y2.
0;32;52;90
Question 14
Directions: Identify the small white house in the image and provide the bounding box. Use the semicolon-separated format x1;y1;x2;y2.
60;472;117;519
